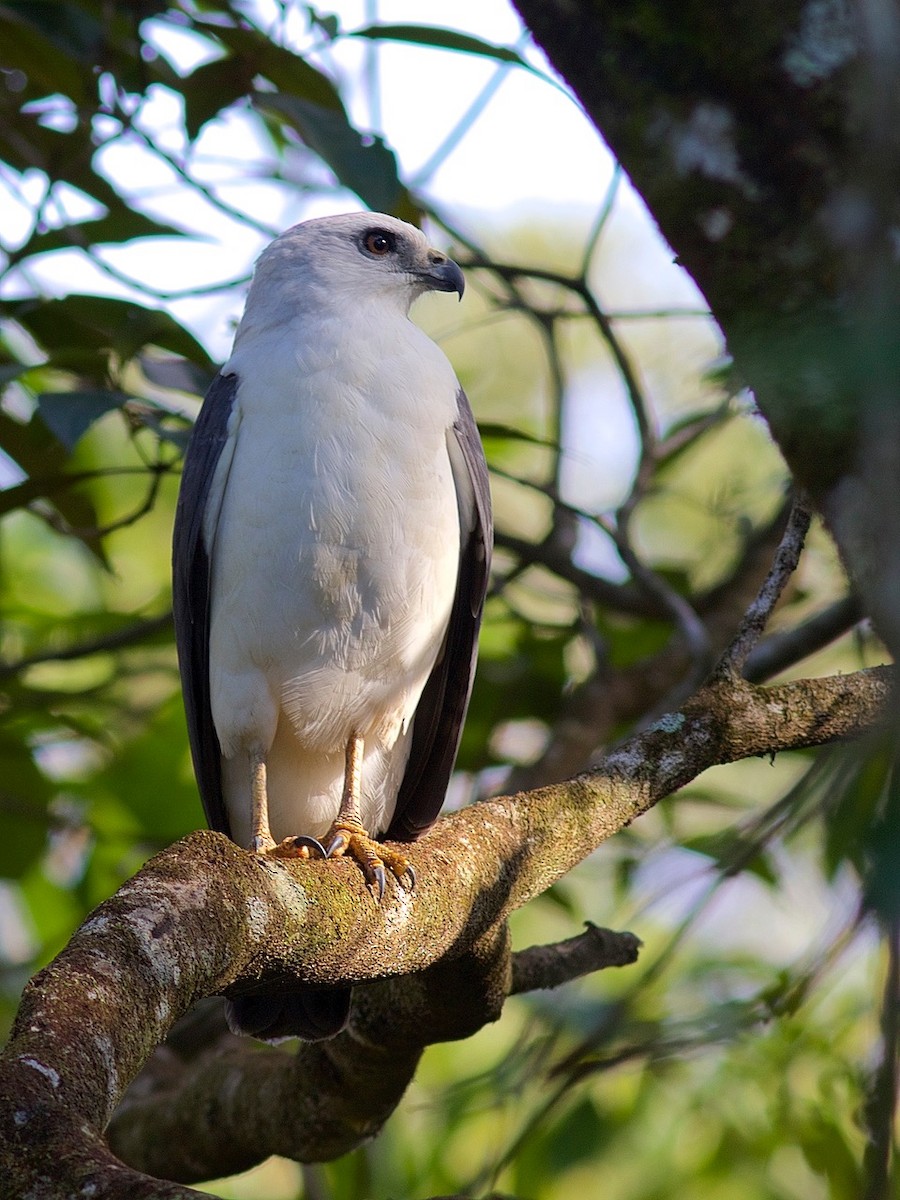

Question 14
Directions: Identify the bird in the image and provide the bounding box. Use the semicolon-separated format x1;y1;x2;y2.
172;212;492;1041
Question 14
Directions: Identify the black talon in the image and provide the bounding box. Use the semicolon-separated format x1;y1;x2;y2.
404;863;417;890
323;833;346;859
373;864;386;901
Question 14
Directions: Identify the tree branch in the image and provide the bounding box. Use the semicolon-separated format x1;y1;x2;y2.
506;499;796;792
744;593;863;682
0;665;891;1194
715;494;813;677
0;613;174;681
510;924;641;994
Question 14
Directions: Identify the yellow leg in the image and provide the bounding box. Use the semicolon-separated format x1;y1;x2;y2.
256;734;414;897
337;733;364;825
251;748;326;860
249;750;275;853
323;733;414;899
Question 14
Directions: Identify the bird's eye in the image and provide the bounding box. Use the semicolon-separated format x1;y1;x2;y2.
363;229;396;256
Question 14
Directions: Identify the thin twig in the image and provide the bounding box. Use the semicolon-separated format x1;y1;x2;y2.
464;256;655;453
580;163;622;276
0;613;173;681
127;125;280;239
744;594;863;682
31;462;172;540
410;34;530;188
511;924;641;994
605;509;712;686
605;306;712;320
492;530;655;614
716;493;813;678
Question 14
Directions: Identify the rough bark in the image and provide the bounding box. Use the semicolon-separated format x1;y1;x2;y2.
514;0;900;659
0;665;891;1196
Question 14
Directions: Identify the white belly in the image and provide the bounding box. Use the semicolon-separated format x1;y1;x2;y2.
207;362;461;843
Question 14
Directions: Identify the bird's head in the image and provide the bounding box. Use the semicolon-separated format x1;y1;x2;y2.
242;213;465;326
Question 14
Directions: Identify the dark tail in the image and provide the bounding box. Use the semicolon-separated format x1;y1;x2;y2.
226;986;352;1042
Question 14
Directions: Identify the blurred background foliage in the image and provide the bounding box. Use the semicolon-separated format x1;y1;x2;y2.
0;1;892;1197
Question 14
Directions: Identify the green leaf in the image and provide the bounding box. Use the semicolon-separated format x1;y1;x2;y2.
2;295;216;372
256;91;418;219
0;363;29;386
546;1097;605;1172
823;742;889;879
479;422;561;450
0;735;52;879
0;408;106;559
205;22;345;110
18;866;84;961
308;9;340;41
37;390;127;450
596;611;671;669
2;1;176;96
140;354;214;398
538;881;579;917
799;1115;862;1196
14;208;187;264
461;621;570;767
0;9;91;103
683;831;779;885
4;608;172;669
657;406;732;470
862;755;900;920
350;24;536;72
181;54;255;140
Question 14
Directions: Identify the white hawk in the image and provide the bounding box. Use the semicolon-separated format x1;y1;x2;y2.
172;212;492;1039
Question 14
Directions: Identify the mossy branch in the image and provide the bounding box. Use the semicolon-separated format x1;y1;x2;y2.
0;665;891;1196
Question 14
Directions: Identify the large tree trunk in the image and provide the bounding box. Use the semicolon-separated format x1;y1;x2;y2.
515;0;900;659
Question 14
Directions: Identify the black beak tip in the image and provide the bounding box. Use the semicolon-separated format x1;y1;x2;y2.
425;257;465;300
449;260;465;301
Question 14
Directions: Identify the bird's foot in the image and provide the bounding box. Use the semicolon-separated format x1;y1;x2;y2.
323;820;416;901
249;833;328;859
267;834;328;860
249;833;276;854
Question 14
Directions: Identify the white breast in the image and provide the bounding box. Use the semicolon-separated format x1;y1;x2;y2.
206;313;462;842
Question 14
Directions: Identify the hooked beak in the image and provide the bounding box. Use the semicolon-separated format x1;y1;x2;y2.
419;252;465;300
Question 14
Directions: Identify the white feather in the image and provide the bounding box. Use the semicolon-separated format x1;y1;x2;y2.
204;215;463;843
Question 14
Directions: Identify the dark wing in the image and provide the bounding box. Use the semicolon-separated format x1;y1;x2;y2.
386;386;493;842
174;371;353;1046
172;371;238;837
